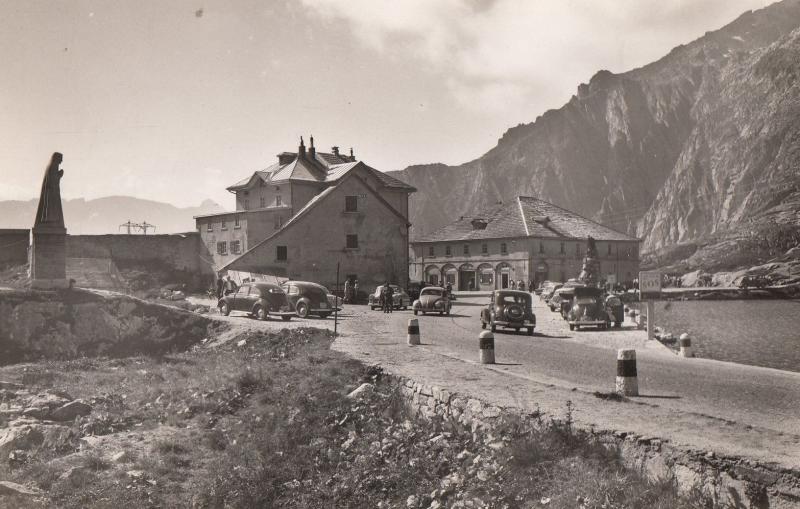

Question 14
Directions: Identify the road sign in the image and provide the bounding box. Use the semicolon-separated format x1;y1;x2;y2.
639;271;661;300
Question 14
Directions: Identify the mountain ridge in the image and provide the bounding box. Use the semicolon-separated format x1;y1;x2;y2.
389;0;800;255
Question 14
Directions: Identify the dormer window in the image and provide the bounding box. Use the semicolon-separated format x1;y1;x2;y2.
471;218;488;230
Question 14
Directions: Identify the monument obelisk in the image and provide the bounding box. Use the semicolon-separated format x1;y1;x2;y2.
30;152;68;289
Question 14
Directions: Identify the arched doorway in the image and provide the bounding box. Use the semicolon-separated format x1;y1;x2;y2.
476;263;493;290
533;261;549;289
424;265;441;286
441;264;457;289
496;262;511;289
458;263;476;291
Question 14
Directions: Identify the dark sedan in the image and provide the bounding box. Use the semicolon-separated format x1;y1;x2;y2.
218;282;295;321
281;281;338;318
480;290;536;335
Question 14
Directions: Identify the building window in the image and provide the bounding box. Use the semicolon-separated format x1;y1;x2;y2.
221;220;227;231
234;216;240;229
482;243;488;254
244;199;249;209
231;240;241;254
560;242;565;254
445;245;452;256
500;243;507;255
463;244;470;255
345;195;358;212
346;234;359;249
206;222;213;232
277;246;287;261
276;195;282;206
217;242;227;255
607;243;612;255
260;196;265;208
539;242;545;254
428;246;434;256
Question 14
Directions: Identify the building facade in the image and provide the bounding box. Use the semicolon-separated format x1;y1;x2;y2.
195;137;415;289
409;196;639;290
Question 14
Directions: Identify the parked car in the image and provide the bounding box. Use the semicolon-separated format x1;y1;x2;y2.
368;285;411;310
605;294;624;328
567;287;609;330
412;286;452;316
542;283;563;304
407;281;430;302
480;290;536;335
281;281;338;318
552;287;577;318
217;282;295;321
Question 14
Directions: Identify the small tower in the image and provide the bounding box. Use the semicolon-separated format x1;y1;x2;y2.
298;136;306;157
309;134;316;159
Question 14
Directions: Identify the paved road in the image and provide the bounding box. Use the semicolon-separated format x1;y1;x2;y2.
199;295;800;468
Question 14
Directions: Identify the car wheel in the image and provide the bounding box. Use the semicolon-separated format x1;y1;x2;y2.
219;302;230;316
491;323;496;333
370;306;375;310
528;327;534;336
402;306;407;311
297;302;309;318
569;324;575;331
445;308;450;316
282;315;292;321
413;309;418;315
481;321;486;330
319;312;331;319
575;325;580;331
615;322;621;328
439;311;443;316
255;306;267;321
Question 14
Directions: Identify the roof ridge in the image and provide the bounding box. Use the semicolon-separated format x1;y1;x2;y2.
520;195;637;240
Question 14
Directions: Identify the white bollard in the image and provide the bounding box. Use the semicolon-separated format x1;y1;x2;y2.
615;349;639;396
479;331;495;364
679;333;694;358
407;319;420;346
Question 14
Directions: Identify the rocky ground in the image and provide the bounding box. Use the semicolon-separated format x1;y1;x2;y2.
0;325;702;509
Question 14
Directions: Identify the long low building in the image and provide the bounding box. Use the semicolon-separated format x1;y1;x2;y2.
409;196;640;291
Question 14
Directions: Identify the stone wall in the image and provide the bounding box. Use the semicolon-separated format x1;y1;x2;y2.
66;233;214;275
0;288;214;364
0;229;29;267
393;376;800;508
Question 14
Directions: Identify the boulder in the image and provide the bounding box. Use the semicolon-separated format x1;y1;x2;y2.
0;423;45;459
50;400;92;421
0;480;43;497
346;383;374;399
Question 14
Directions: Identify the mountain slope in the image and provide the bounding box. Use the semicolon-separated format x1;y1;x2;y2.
390;0;800;254
0;196;223;234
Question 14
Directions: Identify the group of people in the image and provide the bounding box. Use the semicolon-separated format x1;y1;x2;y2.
343;278;360;304
508;280;533;292
215;274;238;299
379;281;394;313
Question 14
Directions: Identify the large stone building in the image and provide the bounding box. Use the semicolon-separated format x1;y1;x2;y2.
195;137;416;289
409;196;640;290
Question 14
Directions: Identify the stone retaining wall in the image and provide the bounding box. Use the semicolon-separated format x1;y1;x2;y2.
393;376;800;508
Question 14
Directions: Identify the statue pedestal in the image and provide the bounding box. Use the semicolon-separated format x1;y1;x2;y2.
29;226;68;289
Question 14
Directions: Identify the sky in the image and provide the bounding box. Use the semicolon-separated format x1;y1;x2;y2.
0;0;774;210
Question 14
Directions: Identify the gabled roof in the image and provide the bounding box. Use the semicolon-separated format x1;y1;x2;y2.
221;170;410;271
413;197;638;243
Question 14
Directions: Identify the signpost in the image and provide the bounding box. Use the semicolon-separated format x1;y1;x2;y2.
639;271;661;341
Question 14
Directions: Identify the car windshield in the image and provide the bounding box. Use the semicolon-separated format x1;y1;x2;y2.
575;297;599;305
499;294;529;305
422;288;444;297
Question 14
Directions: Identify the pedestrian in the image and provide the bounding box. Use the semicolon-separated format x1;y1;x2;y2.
528;280;533;293
445;282;453;298
353;280;359;304
510;280;516;290
215;274;224;299
224;275;238;296
344;279;352;304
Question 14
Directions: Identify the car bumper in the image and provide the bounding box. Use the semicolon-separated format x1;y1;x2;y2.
568;319;606;326
494;320;535;328
270;311;296;317
310;307;338;313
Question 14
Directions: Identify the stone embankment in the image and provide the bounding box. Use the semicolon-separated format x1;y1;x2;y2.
0;288;216;364
396;376;800;508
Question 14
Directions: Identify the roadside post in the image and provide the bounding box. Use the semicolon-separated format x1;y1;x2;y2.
639;271;661;341
615;349;639;396
407;318;420;345
679;333;694;358
479;330;495;364
334;262;340;337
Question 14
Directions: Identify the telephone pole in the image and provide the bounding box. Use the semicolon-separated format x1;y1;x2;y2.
138;221;156;235
119;220;137;235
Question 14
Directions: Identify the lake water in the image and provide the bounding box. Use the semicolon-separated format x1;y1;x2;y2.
653;300;800;372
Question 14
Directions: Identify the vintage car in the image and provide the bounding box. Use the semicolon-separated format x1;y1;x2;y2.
412;286;452;316
605;294;624;327
542;283;563;304
567;287;609;330
217;282;295;321
552;287;577;318
406;281;430;302
281;281;339;318
368;285;411;310
480;290;536;335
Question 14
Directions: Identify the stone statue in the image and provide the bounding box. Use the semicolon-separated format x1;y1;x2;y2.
34;152;65;229
586;236;597;258
578;236;600;286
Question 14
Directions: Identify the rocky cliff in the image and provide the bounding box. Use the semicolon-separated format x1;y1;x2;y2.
390;0;800;254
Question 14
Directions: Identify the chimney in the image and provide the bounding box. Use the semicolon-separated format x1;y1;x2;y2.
309;134;316;159
349;147;355;162
298;136;306;157
331;146;340;157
